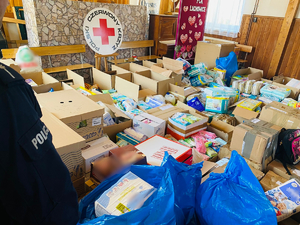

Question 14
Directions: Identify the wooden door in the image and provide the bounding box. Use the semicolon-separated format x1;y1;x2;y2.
159;17;177;40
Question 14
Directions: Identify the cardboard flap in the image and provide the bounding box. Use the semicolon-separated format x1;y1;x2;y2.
138;89;156;101
143;60;155;68
136;70;152;78
92;68;113;90
111;65;131;75
88;93;114;105
162;57;184;74
9;64;21;73
210;118;234;133
233;107;259;119
33;82;62;94
151;65;173;78
67;69;85;86
115;76;140;101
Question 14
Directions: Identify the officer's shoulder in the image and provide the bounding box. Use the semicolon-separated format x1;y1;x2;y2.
0;63;24;85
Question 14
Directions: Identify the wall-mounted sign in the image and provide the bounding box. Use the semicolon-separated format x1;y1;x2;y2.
83;8;123;55
174;0;209;60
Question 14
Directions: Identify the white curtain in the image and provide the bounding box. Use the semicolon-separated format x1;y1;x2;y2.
205;0;245;38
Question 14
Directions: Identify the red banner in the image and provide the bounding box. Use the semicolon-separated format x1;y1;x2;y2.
174;0;209;60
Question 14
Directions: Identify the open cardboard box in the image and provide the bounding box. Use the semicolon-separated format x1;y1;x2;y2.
37;89;104;142
194;40;235;69
149;57;183;84
112;63;149;73
33;81;73;94
135;70;175;95
115;75;156;102
231;67;263;82
88;93;132;142
145;104;186;121
207;118;234;142
169;82;199;101
272;75;300;99
41;107;86;182
232;106;259;125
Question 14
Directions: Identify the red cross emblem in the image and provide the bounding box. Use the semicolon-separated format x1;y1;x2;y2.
93;19;115;45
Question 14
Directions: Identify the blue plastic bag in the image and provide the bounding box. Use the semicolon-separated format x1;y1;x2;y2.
78;165;176;225
187;97;205;112
161;153;203;225
216;51;238;86
196;151;277;225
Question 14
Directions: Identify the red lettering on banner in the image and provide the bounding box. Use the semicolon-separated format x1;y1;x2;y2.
93;19;115;45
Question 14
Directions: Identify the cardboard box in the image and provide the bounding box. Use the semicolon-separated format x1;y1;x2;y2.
260;170;288;191
150;57;183;84
73;176;86;197
135;135;192;166
207;118;234;142
33;81;73;94
278;218;299;225
41;108;86;182
0;59;17;66
81;136;118;174
232;106;259;125
231;67;264;82
21;71;60;92
145;104;186;121
135;70;175;96
133;113;166;138
194;41;235;69
169;83;199;100
273;75;300;99
259;102;300;129
230;118;281;170
88;94;132;142
142;60;156;68
115;75;156;102
112;63;149;73
37;89;104;142
268;160;300;181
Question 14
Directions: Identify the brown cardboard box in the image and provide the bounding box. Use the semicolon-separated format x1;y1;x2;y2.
278;218;299;225
88;94;132;142
232;106;259;125
260;170;289;191
194;40;235;69
259;102;300;129
112;63;149;73
72;176;86;197
145;104;186;121
230;118;281;169
232;67;264;82
135;70;175;95
114;74;156;102
37;89;104;142
41;108;86;182
273;75;300;99
207;118;234;142
169;83;199;101
33;81;73;94
268;160;300;181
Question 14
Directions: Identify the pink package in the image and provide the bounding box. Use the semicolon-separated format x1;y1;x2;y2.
200;152;210;161
197;130;217;139
192;134;207;154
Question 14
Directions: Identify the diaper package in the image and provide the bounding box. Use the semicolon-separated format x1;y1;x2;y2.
137;101;152;111
205;96;229;113
122;99;137;112
237;99;262;111
95;172;156;217
170;112;201;126
190;74;214;87
245;80;255;94
260;84;291;101
252;81;264;95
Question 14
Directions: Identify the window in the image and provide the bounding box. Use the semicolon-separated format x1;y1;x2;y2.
205;0;245;38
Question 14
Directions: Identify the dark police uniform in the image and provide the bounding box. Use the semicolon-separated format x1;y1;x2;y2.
0;63;79;225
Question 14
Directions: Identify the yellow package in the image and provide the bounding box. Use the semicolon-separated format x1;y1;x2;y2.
76;86;96;96
237;99;262;111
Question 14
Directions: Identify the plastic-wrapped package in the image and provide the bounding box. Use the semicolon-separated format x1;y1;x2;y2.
260;84;291;101
170;112;201;126
110;93;128;103
192;133;207;154
186;93;200;102
124;128;148;142
137;101;152;111
122;99;137;112
245;80;255;94
251;81;263;95
206;147;217;158
176;58;192;71
187;97;205;112
205;96;229;113
145;95;165;108
237;99;262;111
115;101;126;111
194;63;207;75
15;45;43;73
164;92;177;105
232;80;239;90
124;109;143;119
214;67;226;80
190;74;214;87
197;130;217;139
25;79;38;86
238;81;246;93
78;165;176;224
196;151;277;225
103;112;115;126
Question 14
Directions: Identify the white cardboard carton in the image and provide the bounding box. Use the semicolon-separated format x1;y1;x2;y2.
133;113;166;138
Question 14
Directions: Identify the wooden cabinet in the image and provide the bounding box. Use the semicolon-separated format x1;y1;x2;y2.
149;14;178;55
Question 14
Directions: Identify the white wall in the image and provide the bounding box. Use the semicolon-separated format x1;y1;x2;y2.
243;0;300;18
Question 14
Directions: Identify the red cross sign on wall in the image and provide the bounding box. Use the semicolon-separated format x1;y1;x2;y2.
93;19;115;45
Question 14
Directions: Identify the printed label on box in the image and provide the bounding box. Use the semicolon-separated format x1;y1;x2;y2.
92;117;102;126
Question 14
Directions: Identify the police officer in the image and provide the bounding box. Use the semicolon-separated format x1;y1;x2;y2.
0;1;79;224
